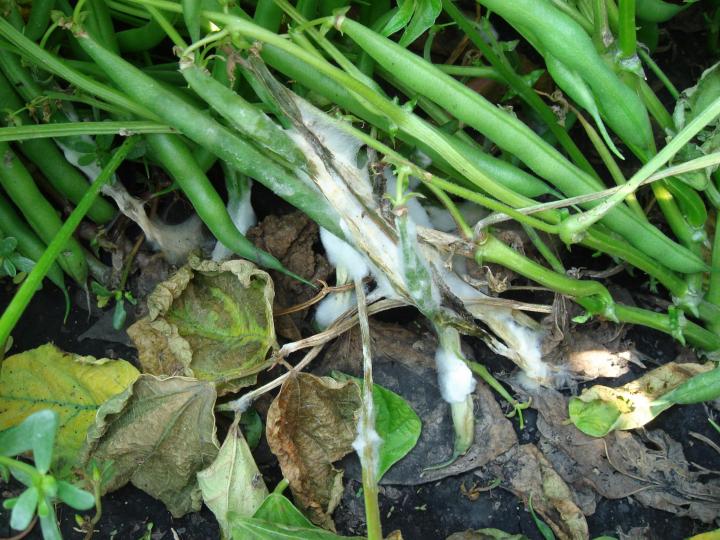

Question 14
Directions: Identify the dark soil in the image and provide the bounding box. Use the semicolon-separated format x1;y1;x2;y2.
1;3;719;539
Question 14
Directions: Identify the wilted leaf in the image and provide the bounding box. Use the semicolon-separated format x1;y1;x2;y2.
128;257;277;395
569;362;712;437
82;375;219;517
530;387;720;523
333;372;421;480
266;373;362;529
198;419;268;538
0;344;139;470
485;444;588;540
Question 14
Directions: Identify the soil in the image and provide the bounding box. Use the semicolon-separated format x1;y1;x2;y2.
1;3;719;540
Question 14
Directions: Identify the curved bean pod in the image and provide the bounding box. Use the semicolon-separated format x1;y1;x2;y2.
146;133;311;282
0;192;65;291
0;142;87;284
336;16;706;273
73;29;342;240
24;0;55;41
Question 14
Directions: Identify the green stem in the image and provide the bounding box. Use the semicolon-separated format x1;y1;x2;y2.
0;136;138;352
558;95;720;244
638;48;680;99
0;121;173;142
467;360;528;429
521;224;565;274
618;0;637;59
475;232;616;320
354;278;383;540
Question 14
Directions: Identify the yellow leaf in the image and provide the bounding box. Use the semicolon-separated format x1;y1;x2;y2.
0;343;139;469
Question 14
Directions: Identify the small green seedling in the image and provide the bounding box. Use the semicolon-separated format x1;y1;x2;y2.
0;410;95;540
0;236;34;283
91;281;137;330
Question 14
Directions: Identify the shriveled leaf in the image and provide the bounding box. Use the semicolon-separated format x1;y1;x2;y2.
127;258;277;395
198;419;268;537
81;375;219;517
266;373;362;529
446;530;529;540
333;372;421;480
569;362;713;437
0;344;139;469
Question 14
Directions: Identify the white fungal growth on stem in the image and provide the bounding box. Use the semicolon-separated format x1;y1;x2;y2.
435;326;477;404
212;179;256;261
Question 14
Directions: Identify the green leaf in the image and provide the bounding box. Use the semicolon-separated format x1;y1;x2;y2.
528;494;555;540
229;517;356;539
252;493;315;528
127;258;277;395
81;375;219;517
10;487;38;531
2;257;16;277
240;409;263;450
398;0;441;48
0;409;58;473
332;372;421;480
77;153;98;167
197;420;268;538
569;362;713;437
382;0;415;38
57;481;95;510
0;344;139;470
0;236;17;256
112;299;127;330
38;508;62;540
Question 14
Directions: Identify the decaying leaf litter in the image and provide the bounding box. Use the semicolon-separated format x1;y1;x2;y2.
0;1;719;539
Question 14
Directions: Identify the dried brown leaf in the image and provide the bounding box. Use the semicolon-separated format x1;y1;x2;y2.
81;375;219;517
530;387;720;523
266;372;362;529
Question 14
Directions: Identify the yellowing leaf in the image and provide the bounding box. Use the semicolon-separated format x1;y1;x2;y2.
569;362;713;437
128;257;277;395
198;419;269;538
82;375;219;517
266;373;362;530
0;343;139;470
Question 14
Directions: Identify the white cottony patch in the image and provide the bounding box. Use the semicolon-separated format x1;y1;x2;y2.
426;202;488;233
435;346;477;404
314;290;357;329
397;217;441;313
499;314;548;385
352;422;382;477
320;227;370;282
212;182;256;261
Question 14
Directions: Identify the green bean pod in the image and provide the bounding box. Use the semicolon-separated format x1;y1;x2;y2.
653;366;720;406
181;63;308;170
83;0;119;53
24;0;56;41
0;192;65;291
0;142;87;284
117;18;169;53
664;178;708;228
477;0;653;153
260;45;554;198
73;29;342;241
0;71;116;224
336;17;706;274
635;0;692;22
146;133;311;280
544;54;624;159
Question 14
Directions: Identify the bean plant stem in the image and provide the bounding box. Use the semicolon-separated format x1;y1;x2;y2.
618;0;637;59
0;136;138;354
354;278;382;540
0;121;173;142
